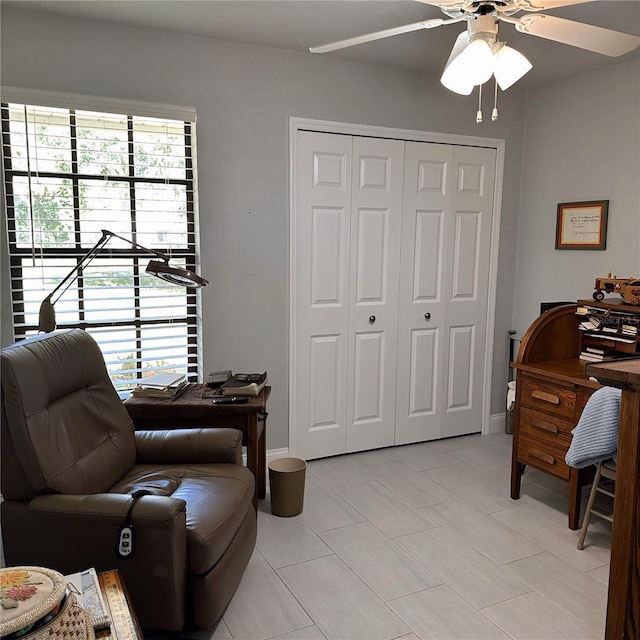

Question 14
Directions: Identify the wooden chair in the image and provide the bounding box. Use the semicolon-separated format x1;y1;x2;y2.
577;459;616;550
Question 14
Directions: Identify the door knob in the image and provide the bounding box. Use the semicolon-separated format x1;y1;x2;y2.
369;315;376;324
424;313;431;320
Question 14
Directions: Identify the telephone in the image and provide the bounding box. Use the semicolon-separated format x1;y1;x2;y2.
206;370;233;387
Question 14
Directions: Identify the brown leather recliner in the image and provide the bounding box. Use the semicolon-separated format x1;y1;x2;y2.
1;329;257;632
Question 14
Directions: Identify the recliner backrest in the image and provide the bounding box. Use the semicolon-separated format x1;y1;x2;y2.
1;329;136;499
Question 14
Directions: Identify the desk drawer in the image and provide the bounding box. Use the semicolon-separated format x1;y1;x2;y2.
520;376;576;420
520;407;574;445
518;433;570;480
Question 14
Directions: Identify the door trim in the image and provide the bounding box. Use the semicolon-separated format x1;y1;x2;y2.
288;117;505;455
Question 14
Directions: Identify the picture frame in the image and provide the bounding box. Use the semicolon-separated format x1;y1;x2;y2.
555;200;609;250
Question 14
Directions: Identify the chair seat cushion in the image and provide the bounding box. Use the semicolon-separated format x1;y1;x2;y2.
110;463;255;573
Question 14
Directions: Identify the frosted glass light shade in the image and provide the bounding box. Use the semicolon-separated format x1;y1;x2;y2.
462;40;495;84
494;44;532;90
440;33;495;95
440;32;474;94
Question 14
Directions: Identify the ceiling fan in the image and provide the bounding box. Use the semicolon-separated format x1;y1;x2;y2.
310;0;640;113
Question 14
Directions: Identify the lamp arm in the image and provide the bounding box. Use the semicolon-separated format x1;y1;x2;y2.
46;230;170;306
103;230;170;261
46;231;112;305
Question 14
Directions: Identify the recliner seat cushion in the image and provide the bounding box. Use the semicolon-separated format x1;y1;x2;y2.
110;463;255;574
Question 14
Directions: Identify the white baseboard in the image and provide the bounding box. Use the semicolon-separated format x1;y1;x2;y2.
246;423;515;466
243;447;290;466
266;447;290;462
489;412;508;434
247;426;517;465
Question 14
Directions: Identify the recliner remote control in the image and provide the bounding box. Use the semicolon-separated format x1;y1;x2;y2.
116;489;151;559
118;525;134;557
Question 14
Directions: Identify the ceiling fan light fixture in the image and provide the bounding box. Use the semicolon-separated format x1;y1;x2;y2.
493;43;533;90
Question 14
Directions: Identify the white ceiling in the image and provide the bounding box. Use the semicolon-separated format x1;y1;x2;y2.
5;0;640;87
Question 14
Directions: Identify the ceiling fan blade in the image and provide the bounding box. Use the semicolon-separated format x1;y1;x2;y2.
309;19;445;53
512;0;594;9
413;0;471;7
511;14;640;56
413;0;594;8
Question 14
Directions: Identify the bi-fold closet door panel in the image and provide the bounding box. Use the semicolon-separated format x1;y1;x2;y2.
395;143;496;445
346;136;404;453
294;131;351;460
293;130;496;460
294;131;403;459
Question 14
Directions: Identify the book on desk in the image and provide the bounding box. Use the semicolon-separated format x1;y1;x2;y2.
130;372;189;399
219;372;268;396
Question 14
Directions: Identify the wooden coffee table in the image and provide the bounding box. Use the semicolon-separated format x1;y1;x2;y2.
124;385;270;508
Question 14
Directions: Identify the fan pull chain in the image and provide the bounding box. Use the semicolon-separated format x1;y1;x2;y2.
476;83;483;124
492;79;499;121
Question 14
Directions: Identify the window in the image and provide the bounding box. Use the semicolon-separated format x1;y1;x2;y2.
1;93;201;392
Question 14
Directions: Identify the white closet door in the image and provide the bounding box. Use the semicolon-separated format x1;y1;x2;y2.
293;131;352;459
395;143;496;444
442;145;496;437
346;136;404;452
395;143;451;444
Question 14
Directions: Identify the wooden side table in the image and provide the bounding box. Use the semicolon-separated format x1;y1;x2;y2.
124;385;270;508
586;358;640;639
96;570;142;640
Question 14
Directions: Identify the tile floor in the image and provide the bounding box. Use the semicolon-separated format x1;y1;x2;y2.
151;432;613;640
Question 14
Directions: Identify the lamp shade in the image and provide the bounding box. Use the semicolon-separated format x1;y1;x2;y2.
441;32;495;95
494;44;533;90
460;39;495;84
440;32;475;95
38;296;56;333
145;260;209;288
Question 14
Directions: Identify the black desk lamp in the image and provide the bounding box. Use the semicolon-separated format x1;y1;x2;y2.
38;229;208;332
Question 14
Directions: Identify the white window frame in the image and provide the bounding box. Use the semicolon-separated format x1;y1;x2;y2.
1;87;204;390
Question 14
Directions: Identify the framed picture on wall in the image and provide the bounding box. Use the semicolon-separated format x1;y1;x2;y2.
555;200;609;250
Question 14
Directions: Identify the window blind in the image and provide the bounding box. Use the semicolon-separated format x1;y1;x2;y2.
2;97;202;391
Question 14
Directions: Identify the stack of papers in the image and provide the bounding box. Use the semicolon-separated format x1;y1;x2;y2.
64;568;110;631
131;372;189;398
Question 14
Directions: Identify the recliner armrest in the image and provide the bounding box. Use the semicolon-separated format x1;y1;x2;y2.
134;427;243;465
30;493;186;528
14;493;189;630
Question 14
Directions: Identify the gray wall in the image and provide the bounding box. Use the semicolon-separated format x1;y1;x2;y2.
1;7;527;449
514;59;640;335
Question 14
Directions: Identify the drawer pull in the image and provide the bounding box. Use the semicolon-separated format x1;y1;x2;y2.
531;419;559;434
530;449;555;465
531;390;560;405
